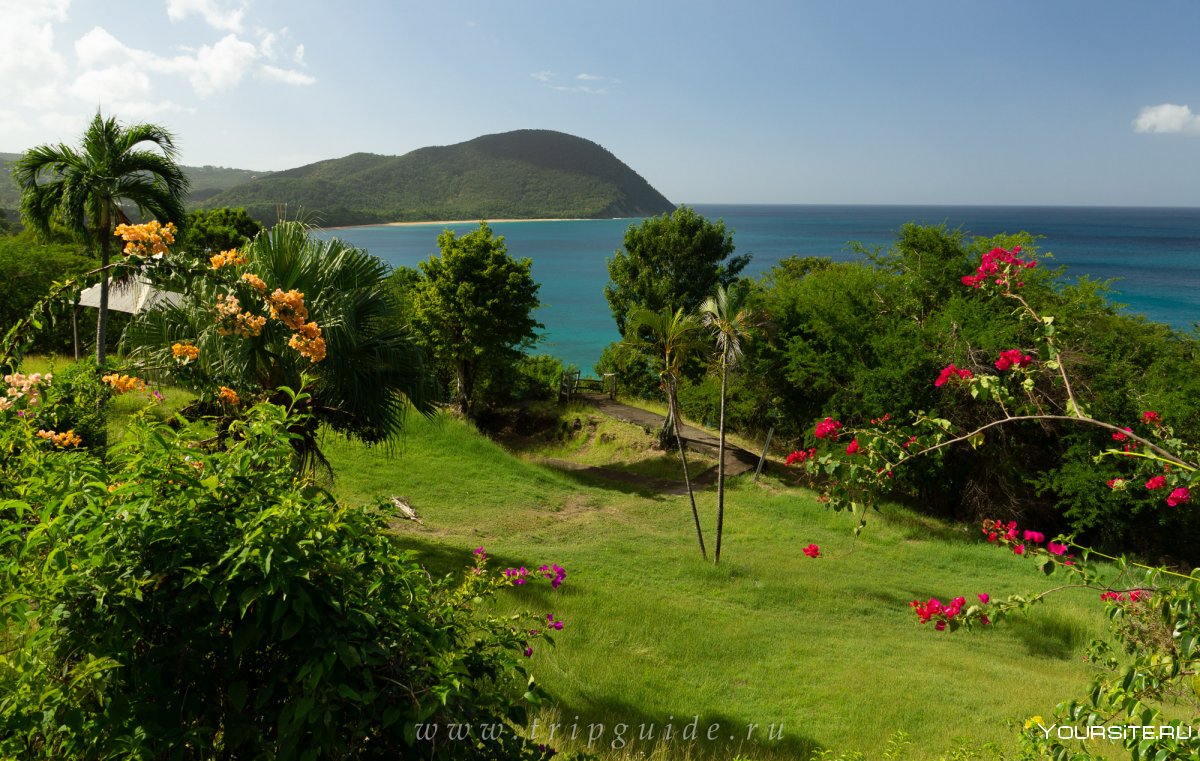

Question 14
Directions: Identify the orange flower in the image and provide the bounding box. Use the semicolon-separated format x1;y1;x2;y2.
288;321;327;362
268;289;309;330
209;249;248;269
102;373;145;394
241;272;267;293
171;342;200;362
115;221;177;257
217;386;240;406
36;429;82;447
215;294;266;338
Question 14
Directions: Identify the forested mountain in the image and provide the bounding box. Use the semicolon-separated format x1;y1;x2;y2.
0;151;269;211
199;130;674;226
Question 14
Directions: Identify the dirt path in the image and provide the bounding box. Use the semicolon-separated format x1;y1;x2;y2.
572;392;762;478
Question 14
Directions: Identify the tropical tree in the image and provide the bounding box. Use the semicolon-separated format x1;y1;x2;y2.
700;283;762;564
14;113;189;364
126;221;434;469
410;222;541;416
176;207;263;258
626;306;707;559
605;205;749;336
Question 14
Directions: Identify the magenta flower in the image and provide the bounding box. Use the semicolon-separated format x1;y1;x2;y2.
1047;542;1068;556
803;543;820;558
845;438;860;455
1167;487;1190;507
978;593;990;604
1022;530;1044;544
1145;475;1167;491
546;613;564;631
814;417;843;440
523;646;533;657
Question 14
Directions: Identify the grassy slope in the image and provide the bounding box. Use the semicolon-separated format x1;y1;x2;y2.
324;412;1117;761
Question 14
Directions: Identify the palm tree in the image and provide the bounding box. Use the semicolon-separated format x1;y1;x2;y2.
699;283;760;564
126;221;435;471
14;112;189;364
627;306;707;559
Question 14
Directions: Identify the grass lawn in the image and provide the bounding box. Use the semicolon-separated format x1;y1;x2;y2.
323;410;1120;761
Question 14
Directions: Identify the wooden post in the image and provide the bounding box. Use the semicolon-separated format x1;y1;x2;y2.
754;425;775;481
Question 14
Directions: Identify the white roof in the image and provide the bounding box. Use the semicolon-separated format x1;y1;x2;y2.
77;277;181;314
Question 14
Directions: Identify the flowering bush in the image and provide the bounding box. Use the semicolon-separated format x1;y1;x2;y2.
0;389;566;760
789;244;1200;759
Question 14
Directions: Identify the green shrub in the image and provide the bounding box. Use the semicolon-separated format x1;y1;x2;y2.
0;389;561;759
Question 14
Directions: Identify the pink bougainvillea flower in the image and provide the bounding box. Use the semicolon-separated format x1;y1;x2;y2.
845;438;860;455
1022;530;1045;544
473;546;488;560
546;613;565;631
1145;475;1167;491
978;593;990;604
934;364;974;388
524;646;534;657
1111;427;1132;442
814;417;843;440
1047;542;1068;556
1167;487;1190;507
994;349;1034;371
1012;544;1026;556
1142;410;1162;424
1107;478;1125;490
803;543;821;558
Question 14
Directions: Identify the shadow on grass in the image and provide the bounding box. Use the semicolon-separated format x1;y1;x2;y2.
536;460;676;501
533;696;822;761
881;507;980;545
1012;610;1096;659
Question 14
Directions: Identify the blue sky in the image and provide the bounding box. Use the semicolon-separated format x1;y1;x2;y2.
3;0;1199;206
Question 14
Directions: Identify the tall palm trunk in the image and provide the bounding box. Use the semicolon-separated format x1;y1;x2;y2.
669;378;706;560
95;208;112;365
714;350;729;564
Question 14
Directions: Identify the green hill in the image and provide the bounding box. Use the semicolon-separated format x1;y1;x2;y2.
0;151;270;213
199;129;674;226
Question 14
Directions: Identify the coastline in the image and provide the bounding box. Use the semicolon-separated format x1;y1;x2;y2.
322;217;615;231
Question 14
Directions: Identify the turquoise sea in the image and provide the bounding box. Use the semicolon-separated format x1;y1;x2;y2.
317;205;1200;372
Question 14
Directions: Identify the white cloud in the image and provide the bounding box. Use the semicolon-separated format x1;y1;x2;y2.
260;64;315;86
533;71;618;95
1133;103;1200;135
184;33;259;95
0;2;312;151
165;0;245;32
0;1;69;111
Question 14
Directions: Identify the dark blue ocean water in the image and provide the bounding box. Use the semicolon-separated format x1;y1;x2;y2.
318;205;1200;372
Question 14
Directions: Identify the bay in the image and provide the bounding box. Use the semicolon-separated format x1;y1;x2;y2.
318;205;1200;373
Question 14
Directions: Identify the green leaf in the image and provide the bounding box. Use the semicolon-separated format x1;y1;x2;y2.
228;681;248;711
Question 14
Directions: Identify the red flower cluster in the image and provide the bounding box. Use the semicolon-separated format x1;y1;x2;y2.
786;447;817;465
1100;590;1146;604
803;543;820;558
982;518;1074;566
994;349;1033;371
1111;427;1132;442
1142;410;1162;425
961;246;1037;289
934;364;974;387
814;417;843;440
1145;475;1167;490
845;438;861;455
1167;487;1190;507
910;595;987;631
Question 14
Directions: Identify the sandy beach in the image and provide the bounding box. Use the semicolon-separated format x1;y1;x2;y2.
322;217;601;230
